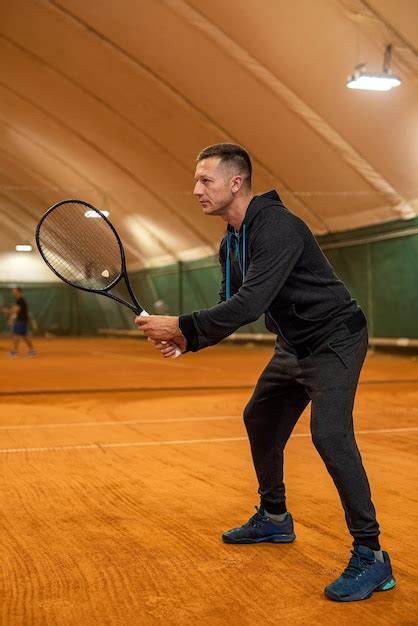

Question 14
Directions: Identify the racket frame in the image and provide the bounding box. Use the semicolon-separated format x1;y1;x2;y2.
35;199;144;315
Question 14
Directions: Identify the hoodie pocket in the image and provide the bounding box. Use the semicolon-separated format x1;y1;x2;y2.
327;342;349;368
327;327;367;369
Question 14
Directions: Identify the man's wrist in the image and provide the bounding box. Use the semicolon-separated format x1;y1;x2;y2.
179;314;199;352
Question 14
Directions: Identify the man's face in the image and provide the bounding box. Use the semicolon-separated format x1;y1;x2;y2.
193;157;237;216
12;288;20;299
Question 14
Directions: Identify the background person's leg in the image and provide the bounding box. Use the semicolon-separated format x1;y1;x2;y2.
23;335;34;351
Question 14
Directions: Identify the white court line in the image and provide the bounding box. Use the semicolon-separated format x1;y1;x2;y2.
1;407;417;431
0;415;241;431
0;426;417;455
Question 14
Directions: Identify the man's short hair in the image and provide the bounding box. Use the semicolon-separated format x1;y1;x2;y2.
197;143;252;190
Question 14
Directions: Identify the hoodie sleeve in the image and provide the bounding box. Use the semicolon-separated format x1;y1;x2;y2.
179;210;304;351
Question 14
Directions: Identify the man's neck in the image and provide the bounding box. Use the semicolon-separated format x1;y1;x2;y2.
223;193;254;231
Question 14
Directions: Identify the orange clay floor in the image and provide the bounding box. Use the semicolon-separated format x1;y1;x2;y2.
1;337;417;625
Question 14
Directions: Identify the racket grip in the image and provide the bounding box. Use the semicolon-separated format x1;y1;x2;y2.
140;310;182;358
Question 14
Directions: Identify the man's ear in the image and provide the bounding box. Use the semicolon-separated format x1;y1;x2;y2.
231;175;243;194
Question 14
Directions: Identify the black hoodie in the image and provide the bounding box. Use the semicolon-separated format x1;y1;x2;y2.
179;190;360;352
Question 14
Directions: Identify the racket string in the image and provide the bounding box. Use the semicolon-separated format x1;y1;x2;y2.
38;202;122;291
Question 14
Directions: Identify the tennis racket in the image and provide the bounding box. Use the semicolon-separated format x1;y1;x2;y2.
35;199;181;357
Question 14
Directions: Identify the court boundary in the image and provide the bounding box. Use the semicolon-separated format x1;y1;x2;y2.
1;426;417;455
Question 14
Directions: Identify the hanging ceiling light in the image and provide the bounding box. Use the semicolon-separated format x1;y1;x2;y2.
347;45;401;91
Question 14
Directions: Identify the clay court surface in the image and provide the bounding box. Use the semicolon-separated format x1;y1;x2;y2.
1;337;417;625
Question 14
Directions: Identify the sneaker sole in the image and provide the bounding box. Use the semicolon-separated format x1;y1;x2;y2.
377;577;396;592
325;576;396;602
222;533;296;544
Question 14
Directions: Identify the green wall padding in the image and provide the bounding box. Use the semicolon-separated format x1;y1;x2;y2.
370;237;418;337
320;219;418;338
1;218;417;338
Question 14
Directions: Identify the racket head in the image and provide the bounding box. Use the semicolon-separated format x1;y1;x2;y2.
36;199;126;294
36;199;180;356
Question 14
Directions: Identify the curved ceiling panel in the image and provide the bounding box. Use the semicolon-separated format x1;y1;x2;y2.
0;0;416;270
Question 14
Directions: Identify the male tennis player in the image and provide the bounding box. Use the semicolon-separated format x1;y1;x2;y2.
8;287;37;358
136;143;395;602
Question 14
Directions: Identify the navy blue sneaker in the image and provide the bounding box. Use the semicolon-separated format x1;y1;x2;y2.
222;506;296;544
325;545;396;602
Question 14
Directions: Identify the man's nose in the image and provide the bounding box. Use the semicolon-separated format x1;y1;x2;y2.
193;182;202;196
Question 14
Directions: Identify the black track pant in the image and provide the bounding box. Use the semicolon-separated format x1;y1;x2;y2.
243;323;380;550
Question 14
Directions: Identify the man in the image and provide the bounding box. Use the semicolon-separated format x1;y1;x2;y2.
8;287;37;357
136;143;395;602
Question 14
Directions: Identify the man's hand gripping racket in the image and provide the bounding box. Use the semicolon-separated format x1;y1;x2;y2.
35;199;183;358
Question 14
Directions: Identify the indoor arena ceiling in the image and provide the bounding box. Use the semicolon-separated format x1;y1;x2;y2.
0;0;417;268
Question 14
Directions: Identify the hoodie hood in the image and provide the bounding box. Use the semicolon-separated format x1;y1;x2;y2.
227;189;285;234
224;190;285;299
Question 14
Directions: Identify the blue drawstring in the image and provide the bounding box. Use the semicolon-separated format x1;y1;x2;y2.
225;225;247;301
226;231;231;300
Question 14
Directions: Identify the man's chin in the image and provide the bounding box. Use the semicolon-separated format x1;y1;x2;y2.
201;205;221;216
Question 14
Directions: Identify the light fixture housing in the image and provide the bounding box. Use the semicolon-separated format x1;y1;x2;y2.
347;45;401;92
15;244;33;252
347;69;401;91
